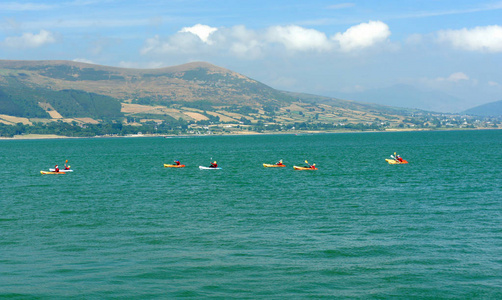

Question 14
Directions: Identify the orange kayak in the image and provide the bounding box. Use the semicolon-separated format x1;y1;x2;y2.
385;159;408;164
263;163;286;168
293;166;317;170
164;164;185;168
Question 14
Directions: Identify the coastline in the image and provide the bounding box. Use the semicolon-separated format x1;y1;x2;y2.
0;127;499;140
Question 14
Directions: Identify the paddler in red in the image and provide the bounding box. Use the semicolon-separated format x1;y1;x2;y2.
210;161;218;168
54;165;59;172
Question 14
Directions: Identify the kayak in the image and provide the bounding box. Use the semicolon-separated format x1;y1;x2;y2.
199;166;222;170
164;164;185;168
41;171;65;175
263;163;286;168
385;159;409;164
293;166;317;170
49;168;73;172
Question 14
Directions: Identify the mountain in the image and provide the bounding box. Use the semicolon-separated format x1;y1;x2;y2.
338;84;468;113
5;59;488;137
463;100;502;117
0;60;412;121
0;60;292;109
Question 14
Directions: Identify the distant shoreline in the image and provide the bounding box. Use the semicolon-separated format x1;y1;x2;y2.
1;127;499;140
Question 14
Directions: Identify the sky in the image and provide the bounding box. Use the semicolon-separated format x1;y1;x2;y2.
1;0;501;111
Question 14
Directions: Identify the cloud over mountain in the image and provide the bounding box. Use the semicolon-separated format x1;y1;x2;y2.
140;21;391;57
437;25;502;53
332;21;391;52
265;25;331;52
3;29;55;48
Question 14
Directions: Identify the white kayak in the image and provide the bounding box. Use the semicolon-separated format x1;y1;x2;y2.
49;169;73;172
199;166;222;170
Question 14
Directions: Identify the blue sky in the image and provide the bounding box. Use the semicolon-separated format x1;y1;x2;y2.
1;0;501;111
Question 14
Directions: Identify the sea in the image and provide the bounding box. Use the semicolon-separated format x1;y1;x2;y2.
1;130;501;298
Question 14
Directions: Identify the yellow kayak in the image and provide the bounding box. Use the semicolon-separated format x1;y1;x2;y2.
263;163;286;168
40;171;65;175
385;159;408;164
164;164;185;168
293;166;317;170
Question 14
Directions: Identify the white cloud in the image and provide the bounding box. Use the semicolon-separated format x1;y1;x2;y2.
3;30;56;48
179;24;217;44
405;33;424;45
73;58;95;64
266;25;331;51
141;22;392;57
436;72;470;82
332;21;391;52
437;25;502;52
488;81;500;86
140;32;206;55
140;35;161;54
215;25;263;58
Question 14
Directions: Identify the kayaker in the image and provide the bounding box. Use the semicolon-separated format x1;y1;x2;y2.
175;160;181;166
54;165;59;172
209;161;218;168
397;155;403;162
276;160;284;166
311;163;316;169
64;160;70;170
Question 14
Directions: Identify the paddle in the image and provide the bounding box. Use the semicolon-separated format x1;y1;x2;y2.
305;160;312;168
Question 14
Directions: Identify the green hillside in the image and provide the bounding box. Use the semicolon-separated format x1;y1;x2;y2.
0;60;296;107
0;84;122;120
0;60;498;137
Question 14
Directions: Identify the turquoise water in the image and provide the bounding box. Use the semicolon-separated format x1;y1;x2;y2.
1;130;501;298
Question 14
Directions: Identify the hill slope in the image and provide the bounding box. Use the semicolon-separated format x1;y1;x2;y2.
463;100;502;117
0;60;293;109
3;59;492;137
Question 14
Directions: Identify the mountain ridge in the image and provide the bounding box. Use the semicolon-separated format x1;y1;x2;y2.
463;100;502;117
1;60;498;137
337;84;468;113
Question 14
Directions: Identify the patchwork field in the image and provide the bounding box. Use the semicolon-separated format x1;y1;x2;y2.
0;114;32;125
